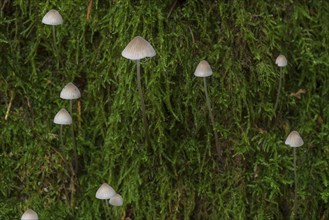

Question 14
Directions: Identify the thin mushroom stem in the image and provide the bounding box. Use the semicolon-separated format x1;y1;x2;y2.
52;26;57;55
293;147;298;218
69;100;72;118
52;26;60;68
274;67;283;113
103;199;110;219
60;124;63;148
203;78;221;157
69;99;79;175
52;26;57;51
136;59;150;146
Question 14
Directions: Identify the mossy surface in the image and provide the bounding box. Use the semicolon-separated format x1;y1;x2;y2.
1;1;329;219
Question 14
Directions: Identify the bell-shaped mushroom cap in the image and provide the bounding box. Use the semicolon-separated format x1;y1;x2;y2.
275;55;287;67
285;131;304;147
194;60;213;77
42;9;63;25
21;209;38;220
60;82;81;100
122;36;156;60
95;183;116;200
53;108;72;125
109;193;123;206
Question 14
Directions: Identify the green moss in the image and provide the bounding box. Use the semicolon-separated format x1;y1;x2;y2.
1;0;329;219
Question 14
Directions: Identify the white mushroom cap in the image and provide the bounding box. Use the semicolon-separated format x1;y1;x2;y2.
194;60;213;77
95;183;116;200
109;193;123;206
285;131;304;147
122;36;156;60
60;82;81;100
42;9;63;26
53;108;72;125
21;209;38;220
275;55;287;67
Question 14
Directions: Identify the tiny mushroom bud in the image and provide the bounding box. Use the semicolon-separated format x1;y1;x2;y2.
21;209;38;220
96;183;116;200
53;108;72;125
42;9;63;26
275;55;287;67
194;60;213;77
60;82;81;100
109;193;123;206
285;131;304;147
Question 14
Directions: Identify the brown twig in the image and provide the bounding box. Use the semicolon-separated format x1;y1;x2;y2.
87;0;93;22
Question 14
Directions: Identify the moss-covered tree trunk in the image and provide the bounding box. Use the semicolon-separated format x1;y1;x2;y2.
1;0;329;219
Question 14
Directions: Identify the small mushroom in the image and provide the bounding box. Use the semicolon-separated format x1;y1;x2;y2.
95;183;116;200
42;9;63;26
53;108;72;125
42;9;63;65
274;54;287;112
122;36;156;60
275;55;288;67
285;130;304;147
109;193;123;206
285;130;304;214
54;108;72;147
194;60;221;157
60;82;81;101
60;82;81;174
194;60;213;77
122;36;156;145
21;209;38;220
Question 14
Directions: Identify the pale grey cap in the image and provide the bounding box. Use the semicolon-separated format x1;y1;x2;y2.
285;131;304;147
122;36;156;60
53;108;72;125
42;9;63;25
194;60;213;77
60;82;81;100
21;209;38;220
95;183;116;200
109;193;123;206
275;55;287;67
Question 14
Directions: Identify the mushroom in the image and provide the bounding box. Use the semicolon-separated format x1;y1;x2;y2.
285;130;304;147
194;60;213;77
60;82;81;174
96;183;119;217
54;108;72;147
122;36;156;145
21;209;38;220
54;108;72;125
60;82;81;114
96;183;116;200
42;9;63;26
274;54;287;112
285;130;304;215
109;193;123;206
42;9;63;65
194;60;221;157
275;55;288;67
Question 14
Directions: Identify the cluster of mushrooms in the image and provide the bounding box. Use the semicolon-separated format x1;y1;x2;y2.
21;9;304;219
95;183;123;206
